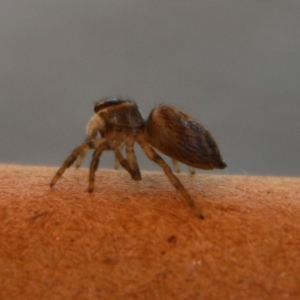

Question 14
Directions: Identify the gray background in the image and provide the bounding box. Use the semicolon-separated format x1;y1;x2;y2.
1;1;299;176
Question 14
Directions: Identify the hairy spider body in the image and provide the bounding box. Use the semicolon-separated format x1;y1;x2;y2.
50;98;227;218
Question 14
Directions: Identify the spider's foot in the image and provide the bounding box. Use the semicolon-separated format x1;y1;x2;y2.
193;207;205;219
50;177;58;188
131;171;142;181
88;183;94;193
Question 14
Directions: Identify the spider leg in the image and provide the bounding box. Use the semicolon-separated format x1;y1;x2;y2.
76;127;103;168
172;158;195;175
139;142;194;206
88;140;116;192
114;148;132;173
75;147;89;168
172;159;180;173
138;140;204;218
114;148;141;180
113;141;141;180
50;138;105;187
125;140;142;180
188;166;195;175
114;143;125;169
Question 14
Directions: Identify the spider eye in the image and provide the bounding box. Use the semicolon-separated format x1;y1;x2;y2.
94;98;126;113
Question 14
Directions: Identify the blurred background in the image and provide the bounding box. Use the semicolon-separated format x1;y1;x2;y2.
1;0;299;176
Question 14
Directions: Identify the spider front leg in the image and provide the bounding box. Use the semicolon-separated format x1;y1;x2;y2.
88;140;112;192
50;138;105;187
138;140;204;219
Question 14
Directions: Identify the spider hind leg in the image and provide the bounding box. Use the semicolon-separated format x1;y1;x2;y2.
138;140;204;219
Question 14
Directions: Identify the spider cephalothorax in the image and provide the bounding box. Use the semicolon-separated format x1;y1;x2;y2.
50;98;227;218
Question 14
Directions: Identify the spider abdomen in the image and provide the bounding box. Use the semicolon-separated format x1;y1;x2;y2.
146;104;226;170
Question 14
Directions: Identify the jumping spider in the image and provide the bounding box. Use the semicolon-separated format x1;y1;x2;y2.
50;98;227;218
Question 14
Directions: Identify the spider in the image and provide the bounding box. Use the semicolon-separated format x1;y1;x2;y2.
50;98;227;218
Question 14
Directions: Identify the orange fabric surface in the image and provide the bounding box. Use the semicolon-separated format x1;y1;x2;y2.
0;165;299;299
